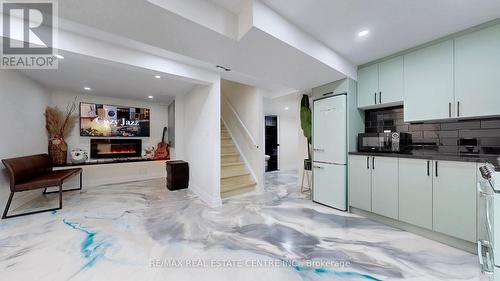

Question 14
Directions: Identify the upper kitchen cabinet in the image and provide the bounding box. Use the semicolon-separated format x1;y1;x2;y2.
357;56;404;109
378;57;404;105
404;40;454;122
358;64;379;108
455;24;500;119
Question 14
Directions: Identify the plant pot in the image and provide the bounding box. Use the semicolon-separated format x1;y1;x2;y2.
48;142;67;165
304;159;312;171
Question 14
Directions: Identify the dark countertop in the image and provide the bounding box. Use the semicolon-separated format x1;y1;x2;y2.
349;151;500;171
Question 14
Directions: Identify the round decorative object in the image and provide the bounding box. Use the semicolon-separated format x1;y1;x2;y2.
143;144;155;160
70;149;88;164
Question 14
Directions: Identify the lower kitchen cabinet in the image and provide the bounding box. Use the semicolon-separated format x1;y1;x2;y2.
433;161;477;242
349;155;372;211
371;157;399;219
398;158;433;229
349;154;478;244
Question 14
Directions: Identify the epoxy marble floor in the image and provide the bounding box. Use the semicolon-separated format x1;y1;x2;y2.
0;171;485;281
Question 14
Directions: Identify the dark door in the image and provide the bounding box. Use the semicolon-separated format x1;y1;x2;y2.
265;116;279;171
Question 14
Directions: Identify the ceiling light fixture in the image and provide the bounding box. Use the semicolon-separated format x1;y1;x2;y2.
154;75;161;79
358;30;370;37
148;95;154;99
284;107;289;111
83;87;91;91
216;65;231;72
55;54;64;59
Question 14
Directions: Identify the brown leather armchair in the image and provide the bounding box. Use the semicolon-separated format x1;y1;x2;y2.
1;154;82;219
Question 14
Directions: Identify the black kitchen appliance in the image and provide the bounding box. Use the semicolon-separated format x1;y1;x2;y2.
358;132;412;153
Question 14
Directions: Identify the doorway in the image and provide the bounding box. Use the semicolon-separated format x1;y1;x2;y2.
265;115;279;172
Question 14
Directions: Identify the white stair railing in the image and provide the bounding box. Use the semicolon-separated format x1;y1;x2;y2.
222;97;259;149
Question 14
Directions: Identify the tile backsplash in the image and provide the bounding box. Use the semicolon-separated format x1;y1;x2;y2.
365;106;500;155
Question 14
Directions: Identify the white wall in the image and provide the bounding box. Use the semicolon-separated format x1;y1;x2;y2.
263;93;308;180
174;82;221;206
221;80;265;191
0;70;51;212
49;90;168;158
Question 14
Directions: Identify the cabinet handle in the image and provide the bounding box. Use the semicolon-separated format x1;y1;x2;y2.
367;156;370;169
457;101;460;117
372;157;375;170
448;102;451;118
374;93;377;104
427;160;430;176
379;92;382;104
435;161;438;177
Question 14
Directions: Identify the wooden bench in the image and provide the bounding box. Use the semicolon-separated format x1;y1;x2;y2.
1;154;82;219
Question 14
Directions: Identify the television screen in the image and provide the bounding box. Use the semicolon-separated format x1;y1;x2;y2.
80;103;150;137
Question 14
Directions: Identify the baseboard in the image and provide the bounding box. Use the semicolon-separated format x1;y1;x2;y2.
87;174;166;187
350;207;477;254
190;182;222;208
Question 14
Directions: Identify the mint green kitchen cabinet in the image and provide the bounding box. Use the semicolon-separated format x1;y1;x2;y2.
358;57;403;109
348;155;372;211
432;161;477;242
371;157;399;219
378;56;404;105
398;158;433;230
455;24;500;119
403;40;454;122
357;64;378;108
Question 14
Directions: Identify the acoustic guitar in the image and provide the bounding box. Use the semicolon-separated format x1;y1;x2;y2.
154;127;170;160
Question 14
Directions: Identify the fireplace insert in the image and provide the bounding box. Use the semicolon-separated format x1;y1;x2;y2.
90;139;142;159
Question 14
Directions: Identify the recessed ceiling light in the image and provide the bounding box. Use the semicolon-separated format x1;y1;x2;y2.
148;95;154;99
55;54;64;59
284;107;289;111
154;75;161;79
83;87;91;91
358;30;370;37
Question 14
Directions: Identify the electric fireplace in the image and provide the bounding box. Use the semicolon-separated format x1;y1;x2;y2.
90;139;142;159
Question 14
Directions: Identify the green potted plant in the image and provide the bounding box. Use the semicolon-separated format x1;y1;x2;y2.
300;94;312;170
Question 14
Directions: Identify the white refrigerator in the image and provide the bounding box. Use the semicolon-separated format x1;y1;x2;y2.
312;94;347;211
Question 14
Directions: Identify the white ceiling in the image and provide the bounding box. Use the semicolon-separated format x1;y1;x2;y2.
209;0;249;14
56;0;346;95
261;0;500;64
19;52;196;103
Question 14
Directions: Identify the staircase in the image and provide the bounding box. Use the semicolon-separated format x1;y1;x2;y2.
221;121;256;198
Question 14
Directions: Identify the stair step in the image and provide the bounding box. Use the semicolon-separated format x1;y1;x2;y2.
221;162;245;167
221;152;239;157
222;147;237;154
222;155;241;163
221;185;256;199
221;136;232;140
221;167;250;178
220;182;256;195
221;174;253;187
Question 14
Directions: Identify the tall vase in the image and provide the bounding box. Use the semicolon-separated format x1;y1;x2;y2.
48;138;67;165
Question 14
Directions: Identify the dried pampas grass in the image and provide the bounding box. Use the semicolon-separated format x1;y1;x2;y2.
45;97;78;139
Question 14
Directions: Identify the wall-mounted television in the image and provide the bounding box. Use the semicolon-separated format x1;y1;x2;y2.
80;103;150;137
